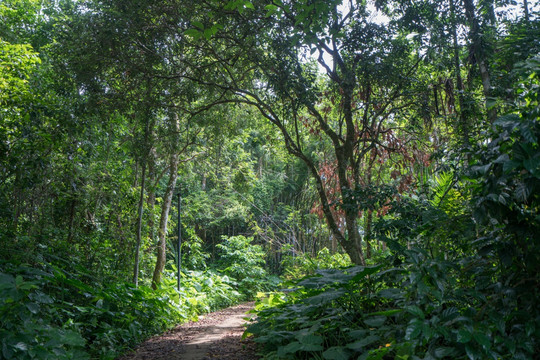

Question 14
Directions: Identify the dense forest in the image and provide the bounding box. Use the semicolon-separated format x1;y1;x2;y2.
1;0;539;359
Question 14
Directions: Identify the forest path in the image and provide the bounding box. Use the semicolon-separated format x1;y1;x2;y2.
117;302;259;360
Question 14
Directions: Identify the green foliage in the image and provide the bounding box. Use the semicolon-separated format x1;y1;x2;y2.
249;248;538;359
175;269;242;312
217;235;278;299
281;247;352;280
0;258;246;359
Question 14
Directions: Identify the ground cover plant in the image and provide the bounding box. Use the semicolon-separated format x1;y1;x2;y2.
0;253;252;359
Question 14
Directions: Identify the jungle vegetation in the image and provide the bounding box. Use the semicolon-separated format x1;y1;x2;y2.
0;0;539;359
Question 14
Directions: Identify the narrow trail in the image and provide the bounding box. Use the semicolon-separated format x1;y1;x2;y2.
118;302;259;360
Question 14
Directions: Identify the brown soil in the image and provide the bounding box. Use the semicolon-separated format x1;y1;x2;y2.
117;302;259;360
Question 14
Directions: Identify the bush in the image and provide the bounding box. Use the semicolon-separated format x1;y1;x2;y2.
216;235;277;299
0;258;248;359
281;246;352;280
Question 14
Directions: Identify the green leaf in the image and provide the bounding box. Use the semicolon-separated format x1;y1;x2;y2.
192;21;204;30
405;305;425;319
471;164;491;175
434;347;458;358
363;316;386;327
523;156;540;173
457;329;472;343
323;346;350;360
303;289;346;304
13;343;27;351
203;29;213;39
62;330;86;347
277;341;302;355
346;335;380;350
486;97;497;109
405;320;422;340
184;29;201;39
472;332;491;351
465;344;482;360
297;333;323;346
520;123;537;143
351;264;383;281
25;302;40;314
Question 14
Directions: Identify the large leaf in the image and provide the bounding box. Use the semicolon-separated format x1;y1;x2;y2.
363;315;386;327
277;341;303;356
323;346;350;360
303;289;346;305
346;335;380;350
351;264;383;281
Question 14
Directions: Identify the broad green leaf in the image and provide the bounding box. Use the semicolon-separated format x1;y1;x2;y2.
277;341;302;355
203;29;213;40
405;320;423;340
472;332;491;351
346;335;380;350
465;344;482;360
405;305;425;319
351;264;383;281
184;29;201;39
297;333;323;346
434;347;458;358
192;21;204;30
25;302;40;314
323;346;350;360
13;342;27;351
62;330;86;346
363;316;386;327
523;156;540;173
303;289;346;304
457;329;472;343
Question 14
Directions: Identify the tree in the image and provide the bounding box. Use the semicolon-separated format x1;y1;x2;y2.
173;0;432;265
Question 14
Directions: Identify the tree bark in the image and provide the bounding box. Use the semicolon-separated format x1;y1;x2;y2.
450;0;470;148
365;209;373;259
146;147;157;242
151;151;179;288
463;0;497;122
133;160;146;287
152;113;180;289
133;116;152;287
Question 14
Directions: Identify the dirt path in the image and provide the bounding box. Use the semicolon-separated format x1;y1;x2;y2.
118;302;259;360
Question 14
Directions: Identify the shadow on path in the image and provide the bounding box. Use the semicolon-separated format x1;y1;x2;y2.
117;302;258;360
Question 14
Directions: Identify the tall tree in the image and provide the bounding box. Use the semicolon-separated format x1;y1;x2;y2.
172;0;429;264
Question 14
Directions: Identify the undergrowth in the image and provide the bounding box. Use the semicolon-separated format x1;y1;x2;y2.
0;259;243;359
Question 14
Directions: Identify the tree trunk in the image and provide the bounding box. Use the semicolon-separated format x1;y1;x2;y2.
463;0;497;122
133;116;152;287
133;160;146;287
152;113;181;289
365;209;373;259
146;147;157;242
151;151;179;288
524;0;530;22
450;0;470;148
